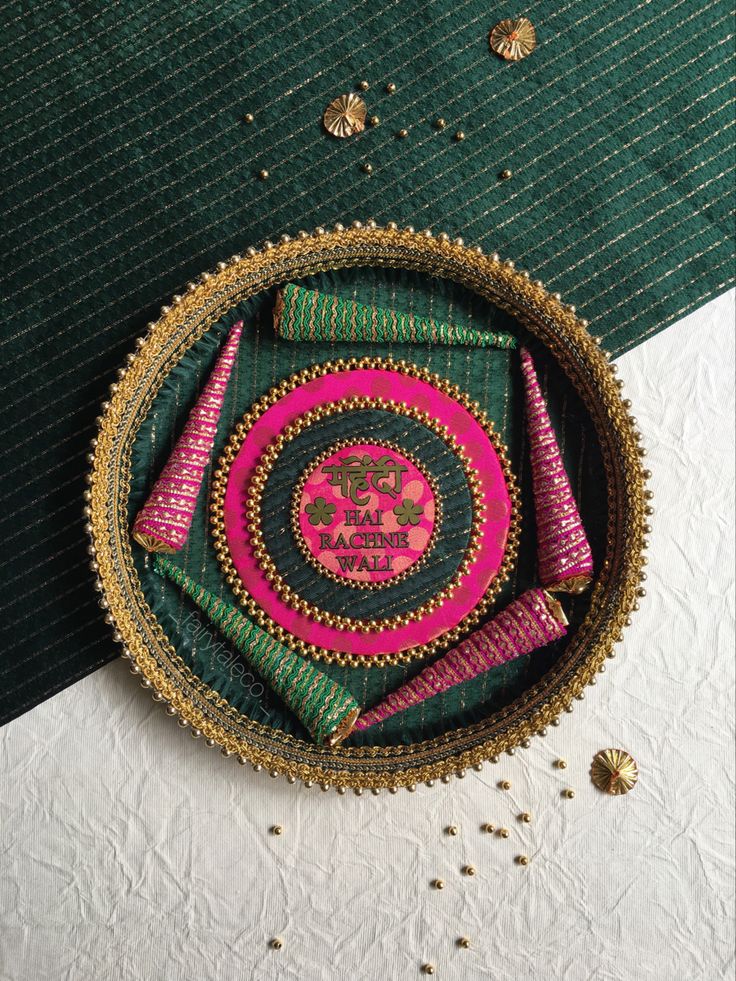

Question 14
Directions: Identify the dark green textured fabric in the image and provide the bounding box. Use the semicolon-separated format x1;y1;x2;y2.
0;0;732;724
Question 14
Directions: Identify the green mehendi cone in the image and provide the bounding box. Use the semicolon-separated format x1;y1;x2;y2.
274;283;517;349
153;556;359;746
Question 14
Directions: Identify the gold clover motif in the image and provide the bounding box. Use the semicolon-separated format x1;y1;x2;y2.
323;93;367;138
591;748;639;795
305;496;336;526
489;17;537;61
393;498;423;526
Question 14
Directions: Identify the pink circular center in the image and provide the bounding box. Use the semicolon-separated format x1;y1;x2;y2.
298;444;435;584
224;367;512;656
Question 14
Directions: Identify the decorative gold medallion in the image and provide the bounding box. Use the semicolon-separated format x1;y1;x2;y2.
489;17;537;61
323;93;367;137
591;748;638;795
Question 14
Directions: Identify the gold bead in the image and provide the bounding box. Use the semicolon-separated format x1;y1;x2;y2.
386;82;397;94
446;825;459;836
454;130;465;141
516;855;530;866
358;80;369;90
361;162;373;174
397;128;409;138
243;112;254;124
462;865;476;876
498;828;510;838
434;117;446;129
422;965;435;976
564;788;576;799
482;822;495;833
432;878;445;890
458;937;471;949
258;168;269;180
271;825;283;835
499;780;511;791
369;114;380;126
270;938;283;950
555;759;567;769
499;168;513;180
519;812;531;824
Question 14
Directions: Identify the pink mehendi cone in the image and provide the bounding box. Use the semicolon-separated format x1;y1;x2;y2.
354;589;567;732
520;347;594;593
132;320;243;552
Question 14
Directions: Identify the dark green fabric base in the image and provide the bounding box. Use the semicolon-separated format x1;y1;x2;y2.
1;0;732;724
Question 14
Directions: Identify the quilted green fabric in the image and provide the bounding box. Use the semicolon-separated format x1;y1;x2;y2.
1;0;733;724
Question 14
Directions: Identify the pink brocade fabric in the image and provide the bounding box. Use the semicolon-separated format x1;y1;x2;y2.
132;321;243;552
353;588;566;730
520;347;594;591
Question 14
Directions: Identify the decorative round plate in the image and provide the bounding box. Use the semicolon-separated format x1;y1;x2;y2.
88;224;650;792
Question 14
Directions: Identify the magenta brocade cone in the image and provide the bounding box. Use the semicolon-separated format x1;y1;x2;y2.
520;347;594;593
132;321;243;552
354;589;567;732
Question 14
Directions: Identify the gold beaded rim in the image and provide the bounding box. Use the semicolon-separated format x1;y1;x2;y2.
212;380;510;665
287;436;445;595
87;223;650;791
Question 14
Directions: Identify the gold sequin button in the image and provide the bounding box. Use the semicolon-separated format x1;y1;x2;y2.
489;17;537;61
591;748;639;795
323;93;367;137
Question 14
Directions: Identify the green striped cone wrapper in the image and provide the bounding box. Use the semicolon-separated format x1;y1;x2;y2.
273;283;516;349
153;556;360;746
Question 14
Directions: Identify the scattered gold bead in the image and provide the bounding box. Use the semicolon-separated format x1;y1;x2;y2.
422;965;435;976
519;812;532;824
270;938;283;950
258;169;269;180
499;780;511;791
361;162;373;174
386;82;397;94
454;130;465;141
271;825;283;835
397;128;409;138
358;80;369;91
369;114;380;127
499;168;513;180
243;112;254;124
516;855;530;866
563;788;576;799
434;117;446;129
482;822;495;834
462;865;476;876
458;937;471;949
498;828;510;838
446;825;459;836
432;878;445;890
555;759;567;769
